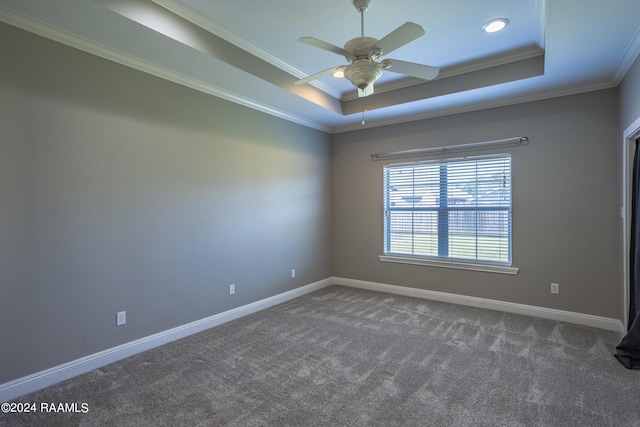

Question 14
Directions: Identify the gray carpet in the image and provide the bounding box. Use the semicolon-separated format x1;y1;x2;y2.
2;285;639;426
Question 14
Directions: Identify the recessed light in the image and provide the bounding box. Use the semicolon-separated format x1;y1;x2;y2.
482;18;509;33
333;67;345;78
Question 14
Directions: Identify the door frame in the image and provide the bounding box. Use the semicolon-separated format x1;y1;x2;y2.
622;116;640;330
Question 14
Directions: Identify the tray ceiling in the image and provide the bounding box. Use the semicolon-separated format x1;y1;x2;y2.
1;0;639;133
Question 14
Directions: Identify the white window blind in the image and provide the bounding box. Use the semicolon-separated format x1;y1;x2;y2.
383;153;512;265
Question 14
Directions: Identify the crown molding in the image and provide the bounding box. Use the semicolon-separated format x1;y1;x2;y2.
341;45;545;102
0;6;330;133
152;0;342;99
2;1;631;136
330;79;617;134
154;0;547;106
614;24;640;84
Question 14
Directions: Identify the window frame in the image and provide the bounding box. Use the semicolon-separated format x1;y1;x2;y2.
381;153;518;275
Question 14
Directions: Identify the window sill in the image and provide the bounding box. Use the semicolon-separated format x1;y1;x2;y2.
379;254;519;275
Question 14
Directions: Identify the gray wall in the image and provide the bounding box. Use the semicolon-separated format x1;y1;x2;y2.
0;23;331;384
1;15;633;387
620;53;640;130
331;89;621;319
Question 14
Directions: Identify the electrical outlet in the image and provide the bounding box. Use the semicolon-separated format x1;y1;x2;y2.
550;283;560;294
291;269;296;278
116;311;126;326
229;284;235;295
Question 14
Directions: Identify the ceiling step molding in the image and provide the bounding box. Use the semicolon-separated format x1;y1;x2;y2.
152;0;342;99
341;54;545;115
0;6;331;132
2;0;635;135
332;78;617;134
342;45;545;102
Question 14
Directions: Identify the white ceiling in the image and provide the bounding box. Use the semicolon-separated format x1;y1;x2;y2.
1;0;640;133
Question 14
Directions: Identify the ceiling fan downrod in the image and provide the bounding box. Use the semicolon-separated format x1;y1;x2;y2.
353;0;370;37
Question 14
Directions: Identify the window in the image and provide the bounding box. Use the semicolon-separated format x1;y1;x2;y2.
383;153;512;269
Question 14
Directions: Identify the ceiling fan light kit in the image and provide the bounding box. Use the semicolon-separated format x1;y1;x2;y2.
295;0;440;98
332;67;346;78
344;60;383;90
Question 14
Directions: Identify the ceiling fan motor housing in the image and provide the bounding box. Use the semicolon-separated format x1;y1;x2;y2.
343;37;380;60
345;60;383;90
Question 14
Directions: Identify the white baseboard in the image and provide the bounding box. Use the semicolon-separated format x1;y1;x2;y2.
333;277;626;337
0;278;333;403
2;276;625;402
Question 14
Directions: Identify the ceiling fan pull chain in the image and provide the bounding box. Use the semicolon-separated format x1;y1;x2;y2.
362;99;367;125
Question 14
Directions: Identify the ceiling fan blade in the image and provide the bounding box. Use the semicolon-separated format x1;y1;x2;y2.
373;22;425;56
297;37;353;59
382;59;440;80
295;66;343;85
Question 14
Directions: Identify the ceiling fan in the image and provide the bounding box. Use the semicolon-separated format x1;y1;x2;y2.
294;0;440;97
